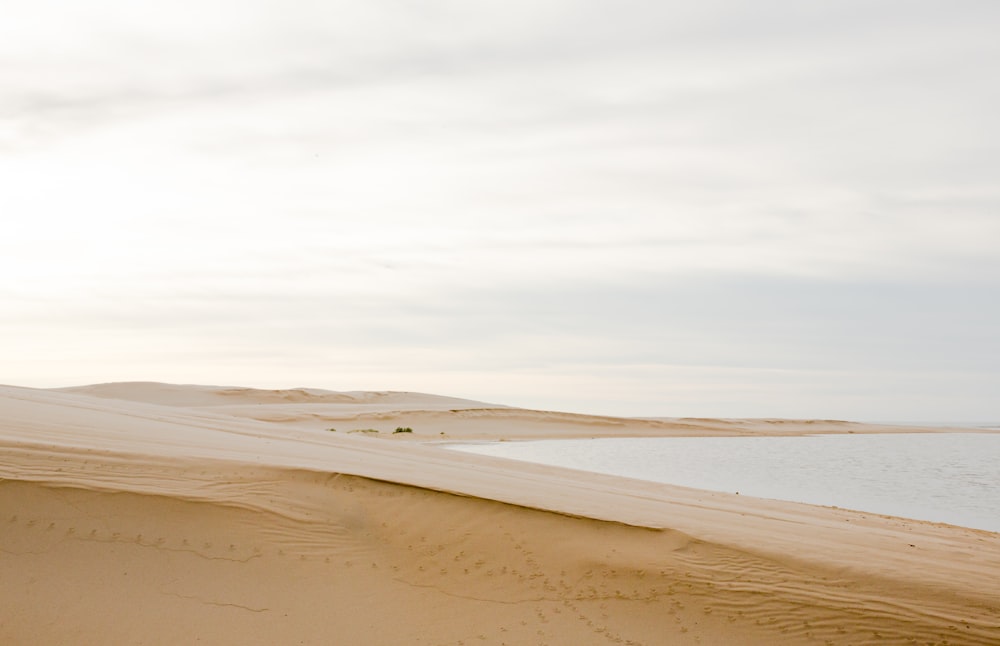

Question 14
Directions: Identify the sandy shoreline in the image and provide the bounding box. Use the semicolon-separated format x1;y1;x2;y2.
2;382;998;644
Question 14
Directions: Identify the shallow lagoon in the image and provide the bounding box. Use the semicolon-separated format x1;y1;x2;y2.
447;433;1000;533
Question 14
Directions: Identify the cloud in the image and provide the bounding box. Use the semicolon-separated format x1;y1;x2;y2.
2;0;999;419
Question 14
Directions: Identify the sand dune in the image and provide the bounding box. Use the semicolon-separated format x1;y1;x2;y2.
2;383;998;644
57;381;501;411
56;381;965;440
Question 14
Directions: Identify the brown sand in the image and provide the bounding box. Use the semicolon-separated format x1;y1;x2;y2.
2;382;998;645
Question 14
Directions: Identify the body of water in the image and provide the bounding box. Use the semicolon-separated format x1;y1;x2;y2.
446;433;1000;533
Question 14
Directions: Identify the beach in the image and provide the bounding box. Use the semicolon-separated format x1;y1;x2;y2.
2;382;998;645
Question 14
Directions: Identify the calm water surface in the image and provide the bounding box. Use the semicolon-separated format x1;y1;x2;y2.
447;433;1000;533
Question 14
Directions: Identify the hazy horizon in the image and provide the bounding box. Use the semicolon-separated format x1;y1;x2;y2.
4;1;999;420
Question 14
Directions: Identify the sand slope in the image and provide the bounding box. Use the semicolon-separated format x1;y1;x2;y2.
57;381;967;439
2;383;998;645
56;381;501;412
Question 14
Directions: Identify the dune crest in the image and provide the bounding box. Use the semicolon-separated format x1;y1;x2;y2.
56;381;500;410
2;383;998;644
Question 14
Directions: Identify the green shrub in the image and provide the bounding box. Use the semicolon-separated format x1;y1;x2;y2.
348;428;380;434
393;427;413;434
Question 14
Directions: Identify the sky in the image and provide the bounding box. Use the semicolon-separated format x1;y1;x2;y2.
2;0;999;421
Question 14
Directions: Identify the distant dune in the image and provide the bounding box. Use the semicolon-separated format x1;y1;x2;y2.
2;382;997;645
56;381;502;410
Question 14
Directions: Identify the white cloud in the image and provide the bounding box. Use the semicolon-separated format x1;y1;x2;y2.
2;0;998;420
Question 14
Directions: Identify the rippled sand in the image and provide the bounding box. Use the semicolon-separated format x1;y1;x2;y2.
2;382;998;644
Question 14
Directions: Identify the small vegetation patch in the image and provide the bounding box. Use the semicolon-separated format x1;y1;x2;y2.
393;427;413;434
348;428;380;434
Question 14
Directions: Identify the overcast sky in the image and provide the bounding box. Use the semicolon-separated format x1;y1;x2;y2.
3;1;998;421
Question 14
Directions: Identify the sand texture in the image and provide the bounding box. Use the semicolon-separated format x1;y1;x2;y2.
2;382;998;645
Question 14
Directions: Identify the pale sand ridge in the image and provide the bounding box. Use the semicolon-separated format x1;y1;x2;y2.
57;381;503;411
2;382;998;644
